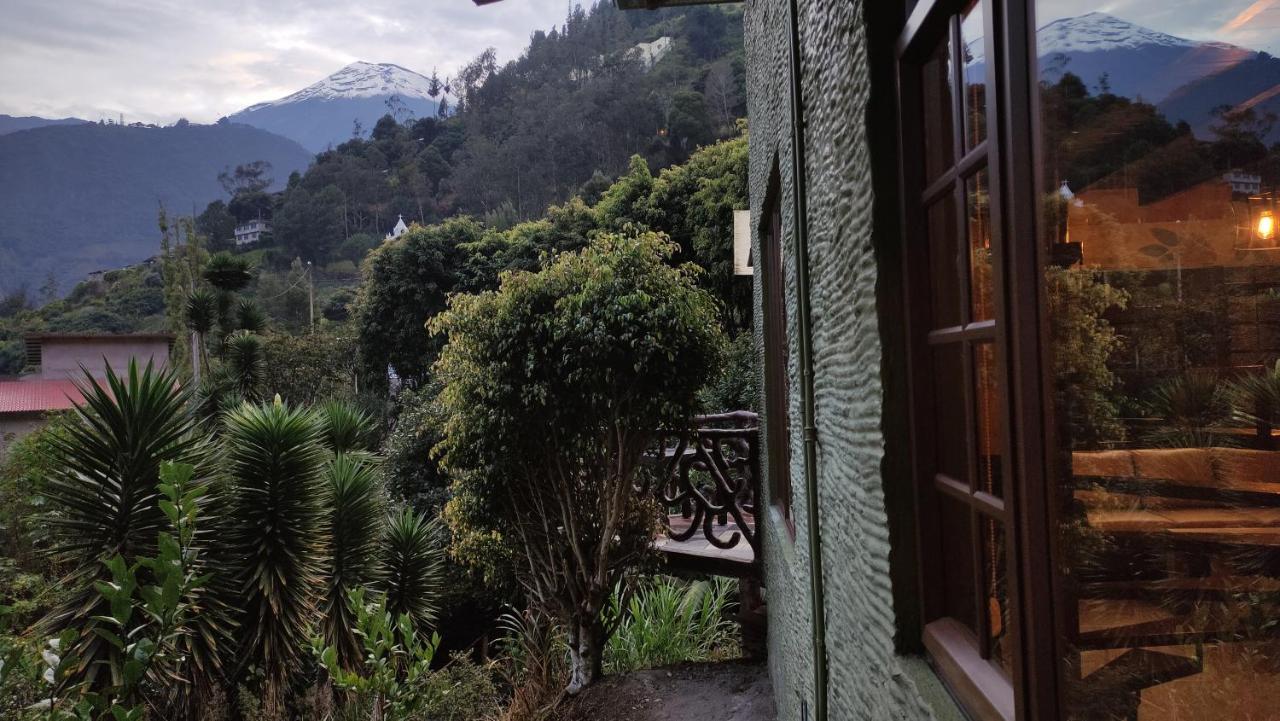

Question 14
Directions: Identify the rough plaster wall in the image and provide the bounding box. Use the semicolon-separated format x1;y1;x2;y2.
746;0;946;718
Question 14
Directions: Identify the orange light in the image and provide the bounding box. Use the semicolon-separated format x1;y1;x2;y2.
1260;211;1276;242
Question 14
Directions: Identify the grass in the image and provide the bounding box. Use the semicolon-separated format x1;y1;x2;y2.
603;576;738;674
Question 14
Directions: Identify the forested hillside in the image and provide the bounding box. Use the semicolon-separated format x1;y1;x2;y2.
263;2;744;263
0;121;312;295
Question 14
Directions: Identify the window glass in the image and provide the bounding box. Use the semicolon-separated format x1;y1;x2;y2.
960;1;986;151
922;31;955;183
1035;3;1280;717
967;168;993;321
928;193;962;328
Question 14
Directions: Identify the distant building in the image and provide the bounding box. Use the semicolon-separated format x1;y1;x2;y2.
0;333;174;451
235;219;271;246
1224;170;1263;195
385;215;409;241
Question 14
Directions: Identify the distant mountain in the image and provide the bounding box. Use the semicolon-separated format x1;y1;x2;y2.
1159;51;1280;142
0;114;88;135
1032;13;1252;104
0;122;312;295
229;62;444;152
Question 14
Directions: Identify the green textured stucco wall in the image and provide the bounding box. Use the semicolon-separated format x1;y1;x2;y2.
744;1;967;718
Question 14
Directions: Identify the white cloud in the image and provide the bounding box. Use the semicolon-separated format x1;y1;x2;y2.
0;0;571;124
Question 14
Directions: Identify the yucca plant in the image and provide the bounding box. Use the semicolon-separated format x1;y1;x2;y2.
318;399;378;454
1142;371;1234;448
224;330;266;403
235;298;268;334
1229;360;1280;449
203;251;254;292
380;507;443;632
222;399;329;696
321;453;387;670
185;288;218;384
40;361;210;688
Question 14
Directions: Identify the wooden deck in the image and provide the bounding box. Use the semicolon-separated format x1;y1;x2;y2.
653;512;757;576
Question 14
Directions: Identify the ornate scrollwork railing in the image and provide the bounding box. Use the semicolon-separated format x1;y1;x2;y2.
642;411;761;559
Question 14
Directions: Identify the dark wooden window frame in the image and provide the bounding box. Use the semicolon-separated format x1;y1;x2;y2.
760;163;795;535
894;0;1058;720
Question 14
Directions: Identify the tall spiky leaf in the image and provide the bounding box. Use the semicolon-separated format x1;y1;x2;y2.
317;399;377;454
380;507;443;631
235;299;268;333
203;252;254;292
224;331;265;403
185;288;218;335
321;453;386;669
41;361;206;686
223;401;328;691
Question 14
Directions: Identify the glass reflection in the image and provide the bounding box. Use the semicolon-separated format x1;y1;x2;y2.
1036;3;1280;718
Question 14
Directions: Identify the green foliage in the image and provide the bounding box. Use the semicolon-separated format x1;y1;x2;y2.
1142;371;1235;448
380;508;443;632
222;400;328;693
317;399;378;455
354;219;477;386
314;588;440;721
322;454;387;670
40;362;205;688
224;331;267;403
1045;266;1128;449
699;331;759;414
260;328;360;406
603;576;737;674
419;655;501;721
435;231;724;691
204;252;255;292
0;413;74;571
381;386;449;512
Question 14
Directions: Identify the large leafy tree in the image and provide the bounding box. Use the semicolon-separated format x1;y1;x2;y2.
435;231;723;692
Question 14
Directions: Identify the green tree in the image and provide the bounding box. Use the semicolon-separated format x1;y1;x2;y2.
434;231;724;692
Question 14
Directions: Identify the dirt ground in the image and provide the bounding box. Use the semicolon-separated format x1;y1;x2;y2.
554;661;774;721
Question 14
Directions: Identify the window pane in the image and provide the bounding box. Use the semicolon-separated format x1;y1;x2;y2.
982;518;1011;672
931;342;969;483
940;495;977;632
960;1;986;151
967;168;993;321
973;341;1002;498
928;193;962;328
921;29;955;183
1035;3;1280;717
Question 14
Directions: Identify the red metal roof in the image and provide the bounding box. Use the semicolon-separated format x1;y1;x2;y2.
0;379;86;414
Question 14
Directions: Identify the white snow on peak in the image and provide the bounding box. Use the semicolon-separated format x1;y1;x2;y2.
1036;12;1195;55
243;62;442;111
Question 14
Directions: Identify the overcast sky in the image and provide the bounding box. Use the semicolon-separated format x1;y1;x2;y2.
2;0;1277;125
0;0;570;125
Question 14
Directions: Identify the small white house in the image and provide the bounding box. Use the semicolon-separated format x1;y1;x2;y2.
1224;170;1263;196
385;215;409;241
234;219;271;246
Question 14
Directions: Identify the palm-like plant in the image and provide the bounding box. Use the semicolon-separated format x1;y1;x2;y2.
235;299;268;334
380;507;444;632
41;361;206;685
321;453;387;669
222;400;328;695
224;330;266;403
318;399;378;454
1143;371;1234;448
186;288;218;384
204;251;254;292
1229;360;1280;449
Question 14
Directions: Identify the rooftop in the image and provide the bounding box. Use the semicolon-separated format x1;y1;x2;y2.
0;379;85;414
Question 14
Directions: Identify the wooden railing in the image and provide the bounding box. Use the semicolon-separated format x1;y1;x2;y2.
641;411;761;566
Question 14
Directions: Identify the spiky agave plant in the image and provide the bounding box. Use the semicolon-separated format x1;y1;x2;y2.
317;399;378;454
203;252;254;293
185;287;218;384
40;361;213;686
235;298;268;334
222;399;329;696
380;507;444;632
321;453;387;669
224;330;266;403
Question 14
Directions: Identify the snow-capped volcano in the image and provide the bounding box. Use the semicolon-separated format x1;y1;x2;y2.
1035;12;1197;55
229;62;444;153
242;62;444;112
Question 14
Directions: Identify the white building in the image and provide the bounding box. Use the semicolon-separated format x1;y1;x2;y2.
385;214;409;241
234;219;271;246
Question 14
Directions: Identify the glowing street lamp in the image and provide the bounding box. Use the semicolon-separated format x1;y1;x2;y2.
1259;210;1276;244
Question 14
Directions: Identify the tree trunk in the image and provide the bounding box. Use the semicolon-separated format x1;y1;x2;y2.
565;618;605;695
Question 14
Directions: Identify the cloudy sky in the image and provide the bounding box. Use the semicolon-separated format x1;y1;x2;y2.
0;0;569;125
1037;0;1280;53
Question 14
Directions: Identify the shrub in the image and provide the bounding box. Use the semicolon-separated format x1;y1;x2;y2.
421;654;502;721
434;231;724;692
603;576;737;674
